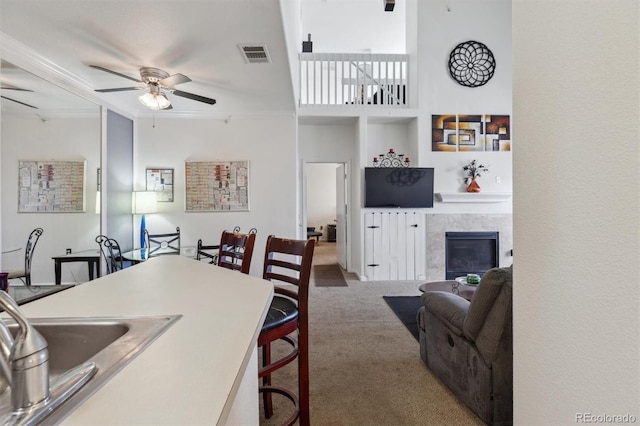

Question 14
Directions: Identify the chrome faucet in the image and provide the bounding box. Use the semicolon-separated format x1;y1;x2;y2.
0;291;49;411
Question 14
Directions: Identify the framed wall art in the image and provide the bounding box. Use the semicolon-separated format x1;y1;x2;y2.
185;161;249;212
18;160;86;212
432;114;511;152
146;168;174;202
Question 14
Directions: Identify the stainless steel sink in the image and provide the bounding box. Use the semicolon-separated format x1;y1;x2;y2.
0;315;182;425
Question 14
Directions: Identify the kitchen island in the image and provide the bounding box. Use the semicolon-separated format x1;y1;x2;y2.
1;255;273;425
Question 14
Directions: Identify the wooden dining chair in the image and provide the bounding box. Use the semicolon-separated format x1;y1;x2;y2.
217;229;256;274
197;226;257;266
144;227;180;257
258;235;315;426
7;227;44;287
95;235;124;274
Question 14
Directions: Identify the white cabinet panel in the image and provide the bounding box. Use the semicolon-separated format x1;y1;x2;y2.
364;211;426;280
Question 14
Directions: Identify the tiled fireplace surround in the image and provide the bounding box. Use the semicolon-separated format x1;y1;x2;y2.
425;214;513;282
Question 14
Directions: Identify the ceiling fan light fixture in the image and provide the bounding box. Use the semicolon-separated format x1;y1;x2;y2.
138;92;171;110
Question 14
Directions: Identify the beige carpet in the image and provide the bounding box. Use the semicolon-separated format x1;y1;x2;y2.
259;243;484;425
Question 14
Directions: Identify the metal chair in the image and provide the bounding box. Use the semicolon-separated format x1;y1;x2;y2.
7;228;44;287
144;227;180;257
95;235;124;274
217;229;256;274
196;239;219;264
258;235;315;426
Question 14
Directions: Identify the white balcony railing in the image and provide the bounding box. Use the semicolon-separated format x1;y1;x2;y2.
299;53;409;108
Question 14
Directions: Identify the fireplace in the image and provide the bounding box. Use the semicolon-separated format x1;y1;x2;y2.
445;232;499;279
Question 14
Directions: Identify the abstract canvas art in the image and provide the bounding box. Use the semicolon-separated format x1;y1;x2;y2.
432;114;511;152
431;114;457;152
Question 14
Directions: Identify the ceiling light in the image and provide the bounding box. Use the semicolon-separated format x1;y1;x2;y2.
138;92;171;110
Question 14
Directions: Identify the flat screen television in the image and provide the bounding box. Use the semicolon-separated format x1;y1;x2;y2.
364;167;435;208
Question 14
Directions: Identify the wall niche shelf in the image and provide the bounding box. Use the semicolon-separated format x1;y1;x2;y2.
437;193;512;203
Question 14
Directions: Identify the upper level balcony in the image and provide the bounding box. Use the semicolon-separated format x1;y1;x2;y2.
299;53;409;108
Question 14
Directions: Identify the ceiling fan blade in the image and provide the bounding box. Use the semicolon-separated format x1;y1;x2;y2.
0;86;34;92
1;95;38;109
172;90;216;105
95;87;145;93
89;65;143;83
159;73;191;89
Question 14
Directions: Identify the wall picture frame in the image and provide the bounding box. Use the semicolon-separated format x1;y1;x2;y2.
18;160;86;213
431;114;511;152
185;161;250;212
146;168;174;202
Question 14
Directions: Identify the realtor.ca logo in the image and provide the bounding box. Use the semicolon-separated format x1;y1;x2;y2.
576;413;638;423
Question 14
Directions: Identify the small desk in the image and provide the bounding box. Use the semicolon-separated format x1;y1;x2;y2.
51;250;100;285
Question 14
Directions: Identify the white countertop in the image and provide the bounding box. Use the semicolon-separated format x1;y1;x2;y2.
5;255;273;425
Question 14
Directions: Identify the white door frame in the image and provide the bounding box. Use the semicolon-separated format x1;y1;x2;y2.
301;160;351;270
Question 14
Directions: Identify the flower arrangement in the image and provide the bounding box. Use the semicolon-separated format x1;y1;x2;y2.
463;160;489;184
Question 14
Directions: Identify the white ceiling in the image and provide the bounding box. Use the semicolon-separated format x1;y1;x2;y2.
0;0;296;118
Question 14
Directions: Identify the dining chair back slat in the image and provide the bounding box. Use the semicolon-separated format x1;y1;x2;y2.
217;230;256;274
96;235;124;274
7;227;44;287
144;227;181;257
258;235;315;426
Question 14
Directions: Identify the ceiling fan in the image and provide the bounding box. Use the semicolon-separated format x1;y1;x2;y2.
0;85;38;109
90;65;216;110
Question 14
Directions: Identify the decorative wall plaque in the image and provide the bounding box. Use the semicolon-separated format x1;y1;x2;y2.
448;40;496;88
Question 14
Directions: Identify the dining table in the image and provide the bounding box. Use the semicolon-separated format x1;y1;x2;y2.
51;249;100;285
122;245;219;264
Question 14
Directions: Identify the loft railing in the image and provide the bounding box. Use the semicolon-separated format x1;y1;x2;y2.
299;53;409;108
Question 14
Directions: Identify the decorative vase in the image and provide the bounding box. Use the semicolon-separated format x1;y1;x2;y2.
466;178;481;193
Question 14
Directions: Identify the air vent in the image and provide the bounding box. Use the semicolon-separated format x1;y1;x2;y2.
239;44;271;64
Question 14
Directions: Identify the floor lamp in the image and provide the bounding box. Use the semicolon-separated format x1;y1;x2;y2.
132;191;158;251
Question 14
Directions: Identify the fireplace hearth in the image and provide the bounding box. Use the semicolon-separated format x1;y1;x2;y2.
445;231;499;279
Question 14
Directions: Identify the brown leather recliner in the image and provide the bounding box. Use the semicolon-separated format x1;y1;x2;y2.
417;266;513;425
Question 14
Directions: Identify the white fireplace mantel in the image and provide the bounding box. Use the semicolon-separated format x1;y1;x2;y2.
436;193;512;203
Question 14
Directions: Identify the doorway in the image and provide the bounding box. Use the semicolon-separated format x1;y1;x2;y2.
304;162;348;269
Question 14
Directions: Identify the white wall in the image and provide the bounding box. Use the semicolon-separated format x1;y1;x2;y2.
513;0;639;423
279;0;303;104
1;116;101;284
300;0;406;54
306;163;338;239
419;0;513;215
135;115;297;277
366;121;415;164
